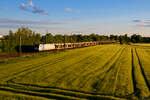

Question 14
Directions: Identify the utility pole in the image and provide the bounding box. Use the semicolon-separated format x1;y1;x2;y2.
46;29;48;43
64;34;66;49
71;33;74;48
19;35;22;56
46;35;47;44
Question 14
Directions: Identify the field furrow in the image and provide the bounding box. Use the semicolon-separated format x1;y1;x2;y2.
135;48;150;88
114;48;134;97
0;82;127;100
131;48;150;99
93;48;125;95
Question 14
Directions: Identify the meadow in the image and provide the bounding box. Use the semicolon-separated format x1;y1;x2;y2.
0;44;150;100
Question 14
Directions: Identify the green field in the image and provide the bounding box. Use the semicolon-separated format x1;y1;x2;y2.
0;44;150;100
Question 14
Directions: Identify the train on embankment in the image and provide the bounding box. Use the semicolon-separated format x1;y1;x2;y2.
34;41;117;52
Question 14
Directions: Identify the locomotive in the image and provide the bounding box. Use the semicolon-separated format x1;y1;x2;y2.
34;41;117;51
34;42;97;51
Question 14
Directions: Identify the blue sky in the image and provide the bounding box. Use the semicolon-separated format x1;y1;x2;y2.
1;0;150;36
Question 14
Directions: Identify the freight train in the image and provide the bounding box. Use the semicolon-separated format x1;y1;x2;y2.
34;41;117;51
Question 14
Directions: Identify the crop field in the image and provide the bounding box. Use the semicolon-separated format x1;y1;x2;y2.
0;44;150;100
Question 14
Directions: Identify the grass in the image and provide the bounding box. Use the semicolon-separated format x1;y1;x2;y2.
0;90;50;100
0;44;150;100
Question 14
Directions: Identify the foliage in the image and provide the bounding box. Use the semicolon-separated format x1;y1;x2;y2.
41;33;54;43
1;28;41;53
131;34;143;43
119;34;130;44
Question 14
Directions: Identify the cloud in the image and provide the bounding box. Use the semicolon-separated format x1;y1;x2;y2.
20;3;29;11
0;24;59;29
133;19;144;23
20;1;48;15
0;18;67;30
133;19;150;23
28;1;34;6
0;24;19;29
136;24;150;27
0;18;66;25
32;6;48;15
64;8;72;12
133;19;150;27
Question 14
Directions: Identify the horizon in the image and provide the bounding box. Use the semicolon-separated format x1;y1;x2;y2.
1;0;150;36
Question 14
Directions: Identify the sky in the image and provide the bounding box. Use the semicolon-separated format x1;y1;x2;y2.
1;0;150;36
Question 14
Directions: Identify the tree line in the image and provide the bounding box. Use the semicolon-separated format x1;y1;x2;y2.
119;34;150;44
0;27;150;53
0;27;117;53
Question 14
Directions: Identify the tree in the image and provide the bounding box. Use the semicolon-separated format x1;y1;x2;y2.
41;33;54;43
119;36;123;44
110;35;119;40
131;34;143;43
77;34;84;42
71;34;77;43
2;27;41;53
100;35;109;41
54;34;64;43
89;34;98;41
32;33;41;44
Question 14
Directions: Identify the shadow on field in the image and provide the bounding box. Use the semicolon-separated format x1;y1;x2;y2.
0;86;72;100
135;48;150;90
131;48;141;99
0;82;126;100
